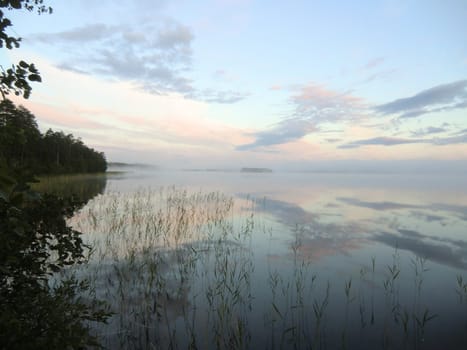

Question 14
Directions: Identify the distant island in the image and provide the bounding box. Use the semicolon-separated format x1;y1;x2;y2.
240;167;273;173
108;162;157;169
182;168;235;173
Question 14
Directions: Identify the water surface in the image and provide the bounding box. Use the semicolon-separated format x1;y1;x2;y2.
49;169;467;349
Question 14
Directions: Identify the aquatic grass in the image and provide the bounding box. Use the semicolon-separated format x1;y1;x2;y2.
312;280;330;350
456;275;467;303
58;187;467;349
32;173;108;203
455;275;467;346
64;187;236;348
358;266;368;330
341;277;355;349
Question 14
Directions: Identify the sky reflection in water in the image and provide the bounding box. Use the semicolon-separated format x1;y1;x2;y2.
60;169;467;349
105;169;466;270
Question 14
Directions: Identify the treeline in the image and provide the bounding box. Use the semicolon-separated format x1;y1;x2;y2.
0;99;107;174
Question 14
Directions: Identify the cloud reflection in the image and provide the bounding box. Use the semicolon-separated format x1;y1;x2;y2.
247;194;467;268
338;197;467;221
337;197;418;211
374;230;467;270
249;196;365;262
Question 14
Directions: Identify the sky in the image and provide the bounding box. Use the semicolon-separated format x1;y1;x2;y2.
2;0;467;170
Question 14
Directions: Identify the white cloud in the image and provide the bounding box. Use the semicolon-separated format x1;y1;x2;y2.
237;83;365;151
30;20;249;103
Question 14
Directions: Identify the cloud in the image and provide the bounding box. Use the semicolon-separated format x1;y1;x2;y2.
236;118;316;151
424;133;467;146
34;23;116;42
10;58;254;158
339;132;467;149
411;126;447;137
363;57;385;70
339;136;424;149
157;23;193;49
360;69;397;84
375;79;467;118
291;84;364;120
187;89;250;104
237;84;364;151
31;20;194;95
213;69;227;77
30;21;249;103
212;69;239;82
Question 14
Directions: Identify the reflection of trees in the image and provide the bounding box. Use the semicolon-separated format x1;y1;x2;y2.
33;174;107;207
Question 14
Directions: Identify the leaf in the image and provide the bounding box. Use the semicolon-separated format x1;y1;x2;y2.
9;191;24;206
272;302;283;318
18;60;29;68
13;225;25;236
0;171;16;200
28;73;41;82
28;64;38;73
9;0;22;9
0;189;8;201
49;264;61;272
0;172;16;186
283;327;296;334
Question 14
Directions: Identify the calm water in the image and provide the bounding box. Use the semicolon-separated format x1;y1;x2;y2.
46;169;467;349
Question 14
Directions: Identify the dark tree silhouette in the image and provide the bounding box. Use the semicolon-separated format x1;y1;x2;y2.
0;3;110;348
0;0;51;99
0;100;107;175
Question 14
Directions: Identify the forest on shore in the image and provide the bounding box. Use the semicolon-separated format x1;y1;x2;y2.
0;99;107;175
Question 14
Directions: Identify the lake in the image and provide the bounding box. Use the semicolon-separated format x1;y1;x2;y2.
46;168;467;349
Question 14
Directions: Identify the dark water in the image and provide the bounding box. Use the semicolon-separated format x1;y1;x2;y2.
45;169;467;349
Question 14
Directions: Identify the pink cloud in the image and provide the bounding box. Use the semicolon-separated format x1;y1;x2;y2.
288;83;367;127
292;83;363;109
10;98;108;131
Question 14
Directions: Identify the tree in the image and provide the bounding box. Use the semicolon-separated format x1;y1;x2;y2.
0;2;110;348
0;0;51;99
0;99;41;170
0;100;107;175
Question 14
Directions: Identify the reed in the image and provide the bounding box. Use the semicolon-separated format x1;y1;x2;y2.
58;187;466;349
